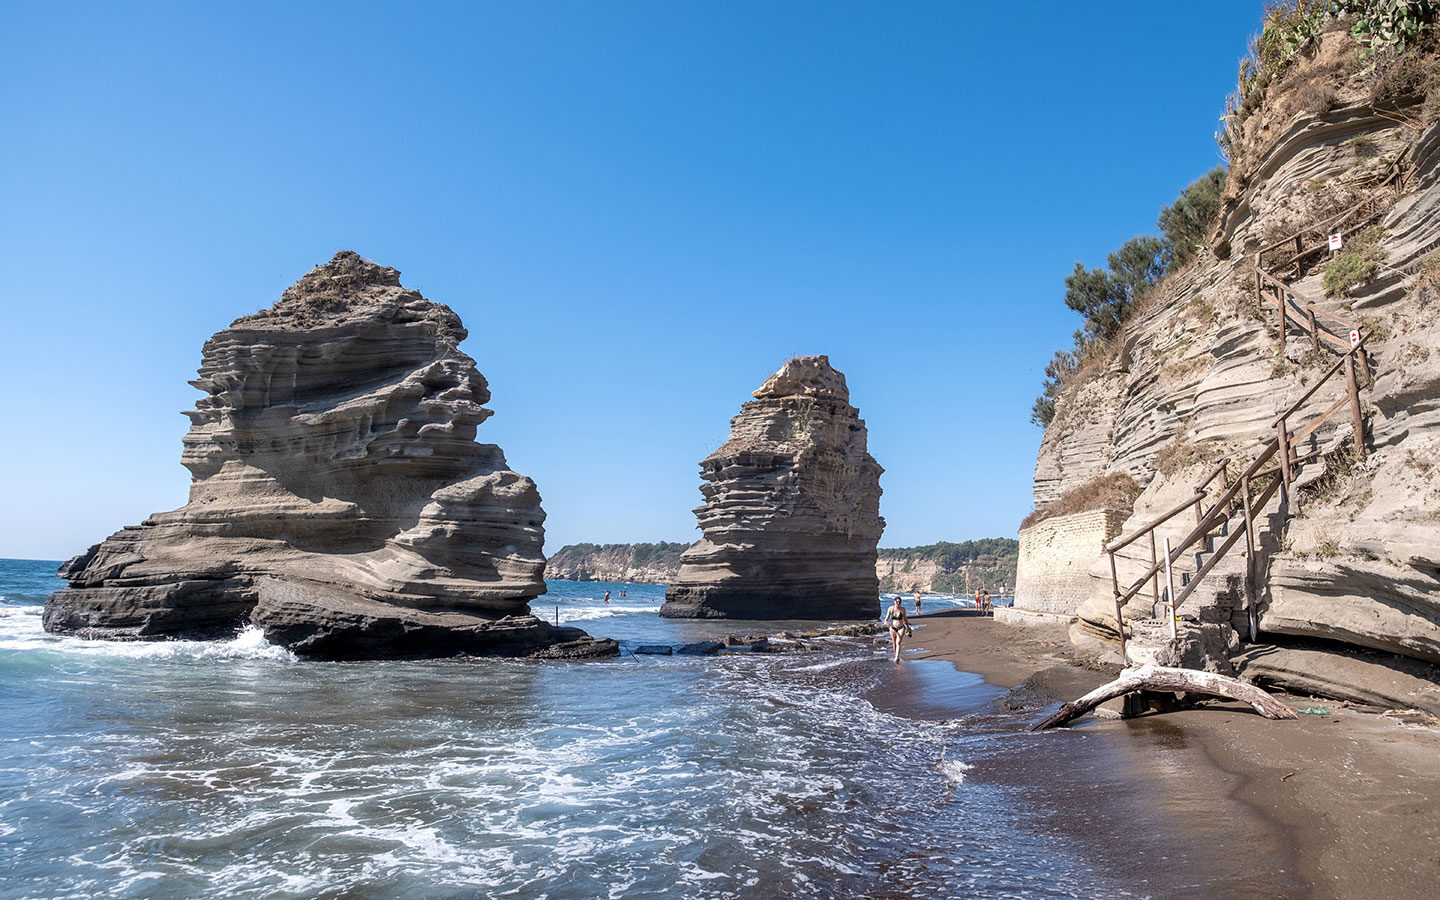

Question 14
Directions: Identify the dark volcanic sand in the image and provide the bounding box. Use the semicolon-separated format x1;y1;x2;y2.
869;611;1440;900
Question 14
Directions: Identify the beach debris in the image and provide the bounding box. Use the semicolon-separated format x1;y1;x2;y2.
1281;772;1296;781
1295;707;1331;715
1030;664;1298;730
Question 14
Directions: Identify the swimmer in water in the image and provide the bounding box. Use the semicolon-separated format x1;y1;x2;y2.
603;590;611;605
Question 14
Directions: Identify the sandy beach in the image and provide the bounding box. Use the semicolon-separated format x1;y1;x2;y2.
890;611;1440;900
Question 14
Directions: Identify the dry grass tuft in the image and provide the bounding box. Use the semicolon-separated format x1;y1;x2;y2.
1021;473;1141;531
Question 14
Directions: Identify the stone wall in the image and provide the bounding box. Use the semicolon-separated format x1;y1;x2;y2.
1012;509;1129;618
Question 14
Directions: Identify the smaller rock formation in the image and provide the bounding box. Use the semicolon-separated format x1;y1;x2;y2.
660;356;884;620
46;251;612;660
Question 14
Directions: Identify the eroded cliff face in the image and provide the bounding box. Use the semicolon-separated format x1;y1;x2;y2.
660;356;884;619
1033;29;1440;710
46;252;610;660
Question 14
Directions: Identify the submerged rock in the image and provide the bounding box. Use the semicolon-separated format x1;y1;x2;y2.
45;251;612;660
660;356;884;620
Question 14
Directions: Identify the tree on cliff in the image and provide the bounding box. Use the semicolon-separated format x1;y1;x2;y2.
1063;236;1166;342
1157;166;1225;268
1031;348;1079;427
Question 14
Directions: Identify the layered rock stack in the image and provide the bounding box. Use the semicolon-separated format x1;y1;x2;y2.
660;356;884;620
45;251;612;660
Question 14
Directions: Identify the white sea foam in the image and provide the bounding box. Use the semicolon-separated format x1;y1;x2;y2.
551;603;658;623
940;758;973;784
0;611;293;662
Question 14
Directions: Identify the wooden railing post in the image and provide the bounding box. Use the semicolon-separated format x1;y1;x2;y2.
1254;256;1263;313
1163;538;1178;641
1241;474;1257;642
1110;551;1126;655
1306;306;1320;352
1346;352;1366;461
1148;530;1159;609
1193;489;1205;526
1276;286;1287;354
1277;418;1292;496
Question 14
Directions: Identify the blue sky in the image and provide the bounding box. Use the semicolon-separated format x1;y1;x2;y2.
0;2;1265;561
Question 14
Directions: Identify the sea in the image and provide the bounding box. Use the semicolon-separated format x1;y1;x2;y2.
0;557;1154;899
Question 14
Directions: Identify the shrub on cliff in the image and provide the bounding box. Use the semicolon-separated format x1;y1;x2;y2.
1323;224;1387;296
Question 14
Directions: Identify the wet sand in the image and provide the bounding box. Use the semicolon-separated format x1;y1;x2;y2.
882;611;1440;899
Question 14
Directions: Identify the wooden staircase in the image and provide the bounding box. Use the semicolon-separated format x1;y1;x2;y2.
1097;151;1421;664
1107;331;1373;664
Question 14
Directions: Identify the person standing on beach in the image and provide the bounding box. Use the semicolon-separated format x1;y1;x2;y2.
884;595;911;664
981;590;992;614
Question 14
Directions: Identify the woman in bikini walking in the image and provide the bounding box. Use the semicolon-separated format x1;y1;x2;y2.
885;595;911;664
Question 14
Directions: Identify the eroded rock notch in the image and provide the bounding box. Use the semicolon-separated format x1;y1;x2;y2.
660;356;884;620
46;251;611;659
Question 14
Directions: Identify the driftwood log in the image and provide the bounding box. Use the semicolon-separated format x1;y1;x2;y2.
1031;664;1298;731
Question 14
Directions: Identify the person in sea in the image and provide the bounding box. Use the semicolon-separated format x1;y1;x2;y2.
603;590;611;605
885;595;911;664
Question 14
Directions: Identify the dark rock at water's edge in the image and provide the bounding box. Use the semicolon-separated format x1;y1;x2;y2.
676;641;724;655
45;251;604;661
660;356;884;620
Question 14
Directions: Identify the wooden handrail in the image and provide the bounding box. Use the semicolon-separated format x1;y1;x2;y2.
1110;456;1267;610
1270;336;1366;428
1107;341;1367;613
1171;471;1283;612
1105;456;1230;554
1255;152;1407;258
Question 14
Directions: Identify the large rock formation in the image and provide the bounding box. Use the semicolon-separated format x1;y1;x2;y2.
659;356;884;619
45;251;612;660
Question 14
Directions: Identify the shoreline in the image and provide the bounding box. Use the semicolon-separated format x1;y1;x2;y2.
885;612;1440;899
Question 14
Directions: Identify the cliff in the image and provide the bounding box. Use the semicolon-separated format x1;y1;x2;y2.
548;538;1017;593
545;542;688;583
1028;18;1440;712
876;540;1018;594
45;252;612;660
660;356;884;619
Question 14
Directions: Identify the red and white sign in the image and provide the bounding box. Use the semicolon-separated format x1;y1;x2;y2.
1350;329;1361;347
1329;232;1344;251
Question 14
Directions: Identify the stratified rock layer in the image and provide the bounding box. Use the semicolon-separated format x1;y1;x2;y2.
1027;28;1440;707
660;356;884;619
45;251;609;659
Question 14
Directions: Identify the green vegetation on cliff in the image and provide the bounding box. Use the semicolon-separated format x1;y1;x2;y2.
547;542;690;580
1030;167;1227;428
877;538;1018;594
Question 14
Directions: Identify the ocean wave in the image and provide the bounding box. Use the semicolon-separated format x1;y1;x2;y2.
0;613;294;662
0;592;50;607
552;603;659;622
